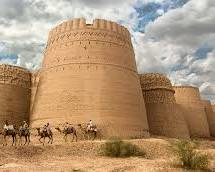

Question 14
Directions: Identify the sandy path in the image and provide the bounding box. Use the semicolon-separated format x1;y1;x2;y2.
0;138;214;172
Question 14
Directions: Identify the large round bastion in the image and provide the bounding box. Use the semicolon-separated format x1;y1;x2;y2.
139;73;189;138
30;18;149;138
174;86;210;138
0;64;31;126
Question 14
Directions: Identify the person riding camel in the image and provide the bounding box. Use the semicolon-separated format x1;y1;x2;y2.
19;120;29;133
87;120;94;131
43;123;51;135
23;121;28;129
3;120;9;134
64;122;69;132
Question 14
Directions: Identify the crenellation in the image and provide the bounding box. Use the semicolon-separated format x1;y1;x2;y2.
0;64;31;89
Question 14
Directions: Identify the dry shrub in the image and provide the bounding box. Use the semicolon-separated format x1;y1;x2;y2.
100;138;146;158
172;140;209;170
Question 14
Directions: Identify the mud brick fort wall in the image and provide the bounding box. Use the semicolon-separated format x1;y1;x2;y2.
202;100;215;137
0;64;31;126
0;18;214;139
174;86;210;138
212;105;215;112
30;70;40;115
139;73;189;138
30;18;149;138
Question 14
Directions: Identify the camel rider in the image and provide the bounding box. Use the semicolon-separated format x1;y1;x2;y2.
20;121;29;132
87;120;94;131
43;123;51;135
3;120;9;134
64;122;69;131
23;121;28;129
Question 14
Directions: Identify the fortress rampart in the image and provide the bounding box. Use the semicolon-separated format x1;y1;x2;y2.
139;73;189;138
30;70;40;115
202;100;215;137
0;64;31;126
0;18;214;140
31;18;149;138
174;86;210;138
212;105;215;112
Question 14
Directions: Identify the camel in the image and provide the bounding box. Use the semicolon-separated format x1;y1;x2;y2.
0;126;17;146
36;128;53;145
17;127;30;145
77;124;101;140
55;126;77;142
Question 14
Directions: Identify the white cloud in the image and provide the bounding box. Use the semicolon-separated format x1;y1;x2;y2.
135;0;215;102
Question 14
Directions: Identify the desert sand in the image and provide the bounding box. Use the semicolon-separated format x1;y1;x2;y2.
0;135;215;172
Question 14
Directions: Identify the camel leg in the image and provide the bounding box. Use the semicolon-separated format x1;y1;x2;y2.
24;136;27;145
28;134;30;145
43;137;45;146
48;136;51;144
75;132;78;142
14;135;17;146
19;135;22;146
93;131;96;140
51;136;53;144
3;135;7;146
39;136;43;144
72;133;74;142
12;136;14;146
74;131;77;142
63;134;67;142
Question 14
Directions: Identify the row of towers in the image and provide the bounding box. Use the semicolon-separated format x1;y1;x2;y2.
0;18;214;139
139;73;215;138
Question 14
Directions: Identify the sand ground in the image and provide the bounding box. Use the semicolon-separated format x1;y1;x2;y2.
0;135;215;172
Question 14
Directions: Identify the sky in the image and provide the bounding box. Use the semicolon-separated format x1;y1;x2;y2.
0;0;214;103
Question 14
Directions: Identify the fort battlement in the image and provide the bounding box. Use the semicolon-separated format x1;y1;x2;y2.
139;73;175;104
174;86;201;102
48;18;131;42
0;64;31;89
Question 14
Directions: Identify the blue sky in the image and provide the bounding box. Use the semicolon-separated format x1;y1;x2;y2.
0;0;214;103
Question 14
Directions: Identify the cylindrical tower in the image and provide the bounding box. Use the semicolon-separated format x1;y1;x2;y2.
0;64;31;126
139;73;189;138
174;86;210;138
31;18;149;138
202;100;215;137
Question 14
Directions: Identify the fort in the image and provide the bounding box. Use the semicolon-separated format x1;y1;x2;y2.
0;18;214;139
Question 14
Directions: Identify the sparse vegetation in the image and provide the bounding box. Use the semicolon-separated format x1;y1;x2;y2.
100;138;146;158
172;140;209;170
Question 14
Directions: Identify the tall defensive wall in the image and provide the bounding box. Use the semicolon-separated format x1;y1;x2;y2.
174;86;210;138
0;64;31;126
139;73;189;138
212;105;215;112
202;100;215;137
30;18;149;138
30;70;40;115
